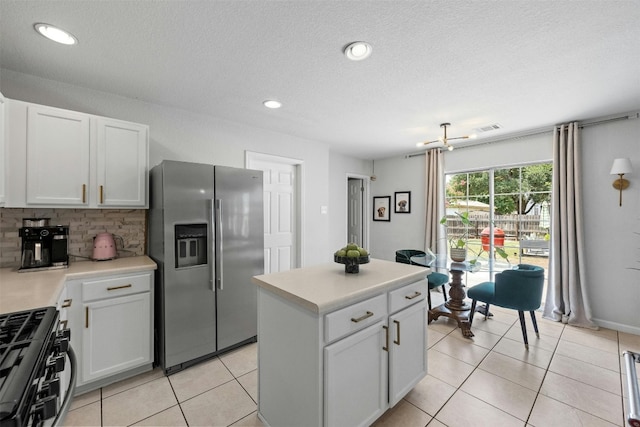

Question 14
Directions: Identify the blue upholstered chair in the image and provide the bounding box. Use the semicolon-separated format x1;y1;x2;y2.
395;249;425;264
467;264;545;349
424;270;450;311
395;249;450;310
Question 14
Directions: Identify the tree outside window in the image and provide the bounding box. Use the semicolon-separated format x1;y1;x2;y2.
444;163;552;269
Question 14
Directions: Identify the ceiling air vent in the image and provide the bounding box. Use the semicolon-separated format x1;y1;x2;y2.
474;123;502;133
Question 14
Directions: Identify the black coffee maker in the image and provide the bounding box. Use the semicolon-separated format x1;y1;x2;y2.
19;218;69;272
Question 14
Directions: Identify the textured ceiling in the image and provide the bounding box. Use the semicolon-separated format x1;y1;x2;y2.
1;1;639;159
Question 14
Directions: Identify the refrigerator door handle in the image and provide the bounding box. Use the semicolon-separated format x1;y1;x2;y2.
215;198;223;290
209;199;216;291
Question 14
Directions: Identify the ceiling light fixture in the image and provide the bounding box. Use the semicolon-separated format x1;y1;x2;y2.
344;41;372;61
416;122;477;151
263;100;282;109
34;23;78;45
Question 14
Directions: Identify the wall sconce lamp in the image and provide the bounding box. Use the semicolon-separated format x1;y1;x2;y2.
609;158;633;206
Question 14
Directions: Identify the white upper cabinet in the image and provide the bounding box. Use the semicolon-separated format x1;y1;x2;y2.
96;118;148;207
5;99;149;208
26;105;91;205
0;93;5;206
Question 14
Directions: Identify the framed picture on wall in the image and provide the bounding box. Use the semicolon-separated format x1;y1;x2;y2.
394;191;411;213
373;196;391;221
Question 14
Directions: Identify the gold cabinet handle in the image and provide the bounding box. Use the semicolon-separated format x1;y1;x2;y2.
394;320;400;345
61;298;72;308
85;307;89;328
107;284;132;291
405;291;422;300
82;184;87;203
382;325;389;352
351;311;373;323
99;185;104;204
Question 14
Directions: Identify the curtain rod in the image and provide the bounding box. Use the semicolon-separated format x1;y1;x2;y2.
404;112;639;159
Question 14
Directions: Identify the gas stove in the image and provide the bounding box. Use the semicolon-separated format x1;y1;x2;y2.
0;307;74;427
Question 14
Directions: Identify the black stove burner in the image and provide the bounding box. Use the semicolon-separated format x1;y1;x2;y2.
0;309;54;346
0;307;60;427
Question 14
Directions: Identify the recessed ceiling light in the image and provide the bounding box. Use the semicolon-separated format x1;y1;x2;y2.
344;41;372;61
34;23;78;45
263;100;282;109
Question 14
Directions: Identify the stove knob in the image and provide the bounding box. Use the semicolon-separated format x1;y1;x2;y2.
34;395;57;420
54;336;69;353
40;378;61;397
47;355;65;373
58;328;71;340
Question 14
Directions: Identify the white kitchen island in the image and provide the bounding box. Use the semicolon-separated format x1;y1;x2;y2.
252;258;430;427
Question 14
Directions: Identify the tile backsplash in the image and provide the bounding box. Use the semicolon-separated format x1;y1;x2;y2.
0;208;147;268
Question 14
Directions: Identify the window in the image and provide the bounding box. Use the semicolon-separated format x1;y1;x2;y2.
443;163;552;295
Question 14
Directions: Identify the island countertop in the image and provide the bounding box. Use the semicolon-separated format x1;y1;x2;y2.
0;256;157;314
252;258;430;314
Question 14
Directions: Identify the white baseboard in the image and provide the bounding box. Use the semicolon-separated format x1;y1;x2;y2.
592;317;640;336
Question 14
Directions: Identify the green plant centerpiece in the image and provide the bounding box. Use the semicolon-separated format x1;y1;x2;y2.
440;212;472;261
440;212;509;264
334;243;370;273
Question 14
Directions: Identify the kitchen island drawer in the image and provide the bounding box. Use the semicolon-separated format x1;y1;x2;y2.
82;272;152;301
324;294;387;343
388;279;428;314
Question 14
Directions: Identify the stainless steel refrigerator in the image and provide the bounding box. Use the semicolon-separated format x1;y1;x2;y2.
148;160;264;374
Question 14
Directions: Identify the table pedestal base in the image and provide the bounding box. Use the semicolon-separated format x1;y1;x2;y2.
427;266;475;338
429;304;475;338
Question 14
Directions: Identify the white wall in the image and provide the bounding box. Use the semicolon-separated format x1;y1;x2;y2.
1;69;369;267
444;133;553;173
369;154;426;261
580;117;639;334
370;119;640;334
327;152;372;252
368;133;554;262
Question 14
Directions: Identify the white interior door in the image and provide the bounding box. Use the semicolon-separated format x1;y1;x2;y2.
347;174;370;250
348;178;363;246
246;153;300;274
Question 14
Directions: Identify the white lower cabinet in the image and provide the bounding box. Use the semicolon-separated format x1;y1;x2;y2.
325;320;388;427
388;299;428;405
66;271;153;391
325;299;428;427
83;292;151;382
257;279;428;427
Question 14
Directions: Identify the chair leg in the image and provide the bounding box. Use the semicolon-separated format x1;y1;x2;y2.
518;311;529;349
530;311;540;338
441;285;448;301
483;303;491;320
469;300;477;327
427;288;432;312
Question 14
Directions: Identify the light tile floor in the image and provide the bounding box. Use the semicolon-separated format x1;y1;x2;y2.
63;292;639;427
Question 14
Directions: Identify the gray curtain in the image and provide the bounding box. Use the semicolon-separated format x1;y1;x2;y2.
543;122;597;329
424;149;445;254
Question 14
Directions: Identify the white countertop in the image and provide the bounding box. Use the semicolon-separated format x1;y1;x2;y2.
0;256;157;314
252;258;430;314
